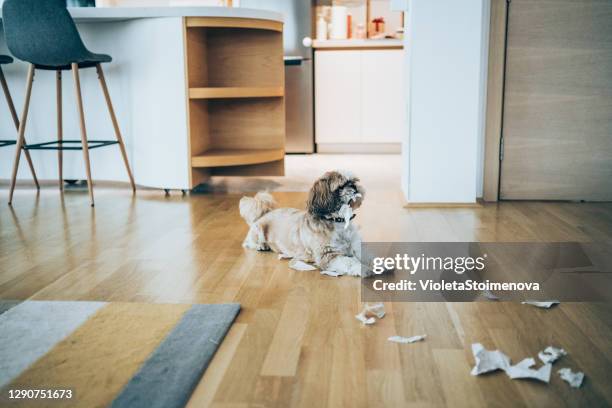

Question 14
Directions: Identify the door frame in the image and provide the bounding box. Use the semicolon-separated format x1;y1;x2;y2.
482;0;509;202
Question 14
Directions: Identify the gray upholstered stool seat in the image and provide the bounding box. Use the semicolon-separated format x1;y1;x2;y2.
3;0;135;207
2;0;112;70
0;55;14;64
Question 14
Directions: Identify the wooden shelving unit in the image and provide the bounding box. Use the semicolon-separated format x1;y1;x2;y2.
183;17;285;187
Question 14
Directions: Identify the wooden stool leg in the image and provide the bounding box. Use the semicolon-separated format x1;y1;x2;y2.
0;65;39;190
8;64;35;205
56;70;63;191
95;64;136;193
71;63;94;207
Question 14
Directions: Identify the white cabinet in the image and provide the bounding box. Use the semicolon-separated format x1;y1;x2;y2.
361;50;406;143
315;49;405;149
314;50;362;144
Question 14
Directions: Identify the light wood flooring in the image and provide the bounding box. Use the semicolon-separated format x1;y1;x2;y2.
1;185;611;407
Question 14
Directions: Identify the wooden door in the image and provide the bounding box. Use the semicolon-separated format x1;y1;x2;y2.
500;0;612;200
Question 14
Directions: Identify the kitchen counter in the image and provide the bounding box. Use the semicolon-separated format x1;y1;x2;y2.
0;7;285;190
313;39;403;50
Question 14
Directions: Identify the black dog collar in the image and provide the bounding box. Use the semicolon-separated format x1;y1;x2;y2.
325;214;356;223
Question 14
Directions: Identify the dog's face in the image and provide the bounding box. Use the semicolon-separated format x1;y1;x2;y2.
306;170;365;218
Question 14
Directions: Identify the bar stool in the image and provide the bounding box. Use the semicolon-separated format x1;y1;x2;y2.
3;0;135;207
0;55;39;186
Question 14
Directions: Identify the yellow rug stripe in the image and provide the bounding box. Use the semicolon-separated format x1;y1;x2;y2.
5;303;190;408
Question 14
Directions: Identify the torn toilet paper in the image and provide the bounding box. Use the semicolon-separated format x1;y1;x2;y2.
338;204;353;230
388;335;427;344
365;302;385;319
558;368;584;388
521;300;560;309
505;358;552;383
538;346;567;364
289;259;317;271
483;290;500;301
355;303;386;325
471;343;552;383
320;270;343;277
355;310;376;325
470;343;510;375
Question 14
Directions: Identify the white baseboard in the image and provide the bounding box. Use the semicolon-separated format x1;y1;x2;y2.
316;143;401;154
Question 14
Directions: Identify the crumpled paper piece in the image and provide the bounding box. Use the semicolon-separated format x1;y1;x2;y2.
388;335;427;344
470;343;551;383
355;310;376;325
365;302;385;318
320;270;343;277
538;346;567;364
288;259;317;271
521;300;560;309
355;303;385;325
278;253;292;260
471;343;510;375
505;358;552;383
338;204;353;230
483;290;500;301
558;368;584;388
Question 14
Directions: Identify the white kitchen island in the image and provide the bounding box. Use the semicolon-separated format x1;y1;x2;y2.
0;7;285;190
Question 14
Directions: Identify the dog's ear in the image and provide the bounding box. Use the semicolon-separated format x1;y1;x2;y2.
307;176;337;217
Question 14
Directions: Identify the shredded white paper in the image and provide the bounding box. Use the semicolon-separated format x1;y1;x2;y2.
558;368;584;388
521;300;560;309
320;270;343;277
288;259;317;271
338;204;353;230
538;346;567;364
483;290;500;301
365;302;385;319
470;343;510;375
355;303;385;325
388;335;427;344
278;253;292;260
505;358;552;383
355;310;376;325
470;343;551;383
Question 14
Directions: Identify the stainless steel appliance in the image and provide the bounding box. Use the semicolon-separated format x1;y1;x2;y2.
241;0;314;153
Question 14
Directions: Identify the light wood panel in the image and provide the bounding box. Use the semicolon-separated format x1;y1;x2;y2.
191;148;284;168
210;158;285;177
189;87;284;99
186;17;283;32
205;28;283;88
483;0;508;202
500;0;612;200
1;186;612;407
207;98;285;150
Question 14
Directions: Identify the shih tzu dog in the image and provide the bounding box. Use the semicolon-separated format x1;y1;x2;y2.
239;170;367;276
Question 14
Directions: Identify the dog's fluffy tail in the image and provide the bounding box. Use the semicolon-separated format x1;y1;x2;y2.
239;191;277;226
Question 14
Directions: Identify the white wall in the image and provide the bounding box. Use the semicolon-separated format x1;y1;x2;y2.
399;0;489;203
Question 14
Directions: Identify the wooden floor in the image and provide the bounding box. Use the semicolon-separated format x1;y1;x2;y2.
1;187;612;407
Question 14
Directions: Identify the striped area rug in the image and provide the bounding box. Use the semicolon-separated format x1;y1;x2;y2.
0;300;240;408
